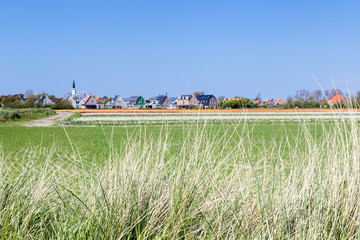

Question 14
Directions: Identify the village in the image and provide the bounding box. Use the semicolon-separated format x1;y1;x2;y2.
0;80;352;110
50;81;353;109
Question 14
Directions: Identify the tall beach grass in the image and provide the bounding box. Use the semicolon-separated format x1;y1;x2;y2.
0;113;359;239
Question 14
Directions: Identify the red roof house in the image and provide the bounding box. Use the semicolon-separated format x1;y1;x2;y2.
275;98;286;106
328;94;345;105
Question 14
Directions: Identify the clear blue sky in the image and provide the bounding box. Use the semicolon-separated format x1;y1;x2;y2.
1;0;359;99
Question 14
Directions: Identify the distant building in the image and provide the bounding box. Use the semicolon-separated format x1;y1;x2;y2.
80;94;97;109
106;95;127;109
328;94;345;105
124;95;146;109
152;95;172;109
264;99;276;107
96;102;104;109
189;94;200;107
275;98;286;106
36;95;54;106
72;80;76;97
254;100;261;106
71;80;85;99
176;94;192;109
196;95;218;109
66;96;77;108
169;97;177;109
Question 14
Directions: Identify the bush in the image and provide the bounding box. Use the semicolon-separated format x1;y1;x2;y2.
51;100;74;109
0;108;55;122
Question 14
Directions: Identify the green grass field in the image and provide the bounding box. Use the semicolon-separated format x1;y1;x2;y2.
0;122;327;161
0;114;359;239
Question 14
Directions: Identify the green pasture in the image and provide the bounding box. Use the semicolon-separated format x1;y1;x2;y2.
0;122;330;163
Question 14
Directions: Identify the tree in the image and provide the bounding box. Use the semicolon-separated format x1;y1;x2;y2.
221;99;255;109
294;89;309;101
51;100;74;109
103;97;113;105
329;89;343;98
2;96;13;108
25;90;34;98
217;96;225;102
36;91;47;100
312;89;322;100
24;95;35;108
355;91;360;101
323;90;330;100
193;91;204;97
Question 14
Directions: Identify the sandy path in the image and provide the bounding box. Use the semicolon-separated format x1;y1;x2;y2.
24;111;74;127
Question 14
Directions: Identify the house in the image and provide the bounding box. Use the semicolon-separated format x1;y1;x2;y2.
264;99;276;107
328;94;345;105
196;95;218;109
275;98;286;106
80;94;97;109
95;97;103;103
65;96;77;108
169;97;177;109
75;97;84;109
254;100;261;106
106;95;127;109
176;94;192;109
12;94;25;104
125;95;146;109
189;94;200;107
36;95;54;106
152;95;172;109
96;102;104;109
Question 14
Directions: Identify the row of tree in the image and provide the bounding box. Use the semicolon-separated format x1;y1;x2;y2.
283;89;360;109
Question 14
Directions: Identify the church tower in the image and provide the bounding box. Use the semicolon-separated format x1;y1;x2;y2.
72;80;76;97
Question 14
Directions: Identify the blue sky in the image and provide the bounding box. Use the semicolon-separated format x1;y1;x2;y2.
1;0;359;99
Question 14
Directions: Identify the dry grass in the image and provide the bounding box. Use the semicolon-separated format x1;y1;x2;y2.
0;115;359;239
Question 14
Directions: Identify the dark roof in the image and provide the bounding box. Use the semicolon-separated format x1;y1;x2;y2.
113;95;119;101
155;95;168;105
72;80;75;89
196;95;216;101
178;95;192;100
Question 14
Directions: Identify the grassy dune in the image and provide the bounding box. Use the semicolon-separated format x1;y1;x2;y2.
0;116;359;238
0;108;55;123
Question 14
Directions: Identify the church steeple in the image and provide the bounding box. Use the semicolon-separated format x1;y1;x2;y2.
72;80;76;97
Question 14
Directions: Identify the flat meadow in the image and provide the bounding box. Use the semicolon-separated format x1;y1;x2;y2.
1;109;360;239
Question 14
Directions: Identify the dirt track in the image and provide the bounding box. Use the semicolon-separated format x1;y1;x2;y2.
24;111;74;127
